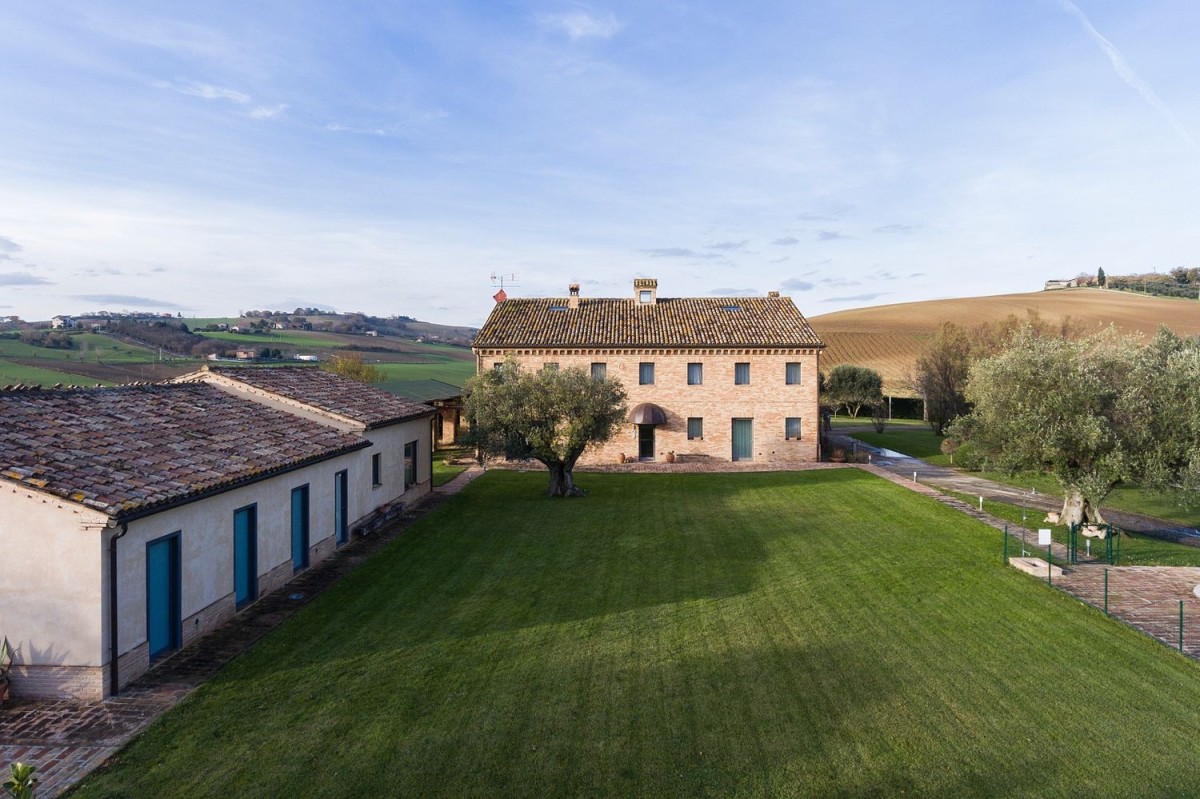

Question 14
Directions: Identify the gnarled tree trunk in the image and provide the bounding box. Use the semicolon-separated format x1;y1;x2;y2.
1059;487;1106;528
545;461;585;498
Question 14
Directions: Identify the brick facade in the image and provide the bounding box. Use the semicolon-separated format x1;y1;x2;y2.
473;280;824;467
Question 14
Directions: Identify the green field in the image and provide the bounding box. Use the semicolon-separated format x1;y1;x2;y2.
848;428;952;466
0;361;111;386
378;359;476;388
74;470;1200;798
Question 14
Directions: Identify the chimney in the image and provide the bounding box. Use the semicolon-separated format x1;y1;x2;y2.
492;288;507;304
568;283;580;310
767;291;780;298
634;277;658;305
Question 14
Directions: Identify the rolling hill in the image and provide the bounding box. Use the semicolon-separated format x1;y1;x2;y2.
808;287;1200;397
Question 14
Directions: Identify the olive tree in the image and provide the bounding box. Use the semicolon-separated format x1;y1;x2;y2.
949;327;1200;527
823;364;883;418
912;322;971;435
465;360;628;497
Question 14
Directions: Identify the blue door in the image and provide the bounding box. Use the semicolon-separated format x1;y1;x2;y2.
234;505;258;607
334;470;348;545
291;485;310;571
732;418;753;461
146;534;181;659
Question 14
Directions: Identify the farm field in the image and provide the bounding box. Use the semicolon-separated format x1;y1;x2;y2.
810;288;1200;397
74;470;1200;798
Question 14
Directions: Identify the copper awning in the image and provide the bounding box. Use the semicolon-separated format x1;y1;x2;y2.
629;403;667;425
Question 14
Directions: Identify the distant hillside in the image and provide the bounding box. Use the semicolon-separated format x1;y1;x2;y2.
809;288;1200;398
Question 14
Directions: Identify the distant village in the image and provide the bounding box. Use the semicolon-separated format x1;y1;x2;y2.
1045;266;1200;299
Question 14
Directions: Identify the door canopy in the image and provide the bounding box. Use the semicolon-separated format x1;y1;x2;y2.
629;403;667;425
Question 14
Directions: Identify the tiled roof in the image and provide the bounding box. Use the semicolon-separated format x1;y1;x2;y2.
473;296;825;348
204;367;434;428
0;383;369;520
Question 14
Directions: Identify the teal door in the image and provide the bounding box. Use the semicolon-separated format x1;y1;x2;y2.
146;534;180;659
334;470;349;544
291;485;310;571
732;418;753;461
234;505;258;608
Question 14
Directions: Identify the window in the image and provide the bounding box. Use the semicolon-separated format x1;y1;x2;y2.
404;441;418;490
688;417;703;440
786;417;802;440
786;362;802;385
291;485;310;571
371;453;382;486
493;362;503;371
735;362;750;385
639;290;652;303
639;362;655;385
591;362;607;381
543;362;559;371
687;362;703;385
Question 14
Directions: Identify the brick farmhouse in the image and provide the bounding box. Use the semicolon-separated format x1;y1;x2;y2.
473;279;824;465
0;367;433;700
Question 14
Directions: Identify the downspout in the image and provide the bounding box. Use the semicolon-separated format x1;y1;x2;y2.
108;521;129;697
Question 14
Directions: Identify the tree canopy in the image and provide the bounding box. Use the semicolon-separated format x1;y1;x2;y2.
323;352;383;383
464;361;628;497
949;327;1200;526
822;364;883;418
912;322;972;435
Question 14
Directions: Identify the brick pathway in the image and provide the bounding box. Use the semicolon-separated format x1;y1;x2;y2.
0;467;484;798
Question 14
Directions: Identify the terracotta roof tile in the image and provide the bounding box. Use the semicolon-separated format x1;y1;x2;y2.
0;383;369;519
473;296;824;349
205;367;434;428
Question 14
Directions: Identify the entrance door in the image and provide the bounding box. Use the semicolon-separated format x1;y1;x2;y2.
334;470;349;544
638;424;655;460
732;418;753;461
234;505;258;608
291;485;310;572
146;534;181;659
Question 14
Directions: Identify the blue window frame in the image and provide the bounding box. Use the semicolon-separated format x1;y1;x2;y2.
291;485;310;572
233;504;258;608
334;470;349;545
146;532;181;659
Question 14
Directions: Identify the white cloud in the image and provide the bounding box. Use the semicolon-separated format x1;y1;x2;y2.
249;103;287;119
538;9;622;40
156;79;250;104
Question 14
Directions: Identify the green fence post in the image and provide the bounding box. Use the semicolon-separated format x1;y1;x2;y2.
1104;568;1109;616
1047;543;1052;586
1180;600;1185;654
1003;525;1009;565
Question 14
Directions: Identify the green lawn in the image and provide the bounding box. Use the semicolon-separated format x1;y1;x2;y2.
432;447;471;486
0;361;111;386
848;428;952;466
73;471;1200;798
378;359;476;388
942;489;1200;567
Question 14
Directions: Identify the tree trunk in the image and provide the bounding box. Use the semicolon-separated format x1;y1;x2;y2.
546;461;585;498
1059;487;1106;527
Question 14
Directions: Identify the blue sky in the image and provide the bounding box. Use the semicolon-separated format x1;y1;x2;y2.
2;1;1199;326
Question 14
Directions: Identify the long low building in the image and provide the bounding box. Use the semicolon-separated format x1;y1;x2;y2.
473;278;824;465
0;368;434;700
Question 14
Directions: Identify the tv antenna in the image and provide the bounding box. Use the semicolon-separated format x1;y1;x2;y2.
490;272;519;290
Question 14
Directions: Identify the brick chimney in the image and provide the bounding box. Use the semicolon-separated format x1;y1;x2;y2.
568;283;580;310
634;277;658;305
767;291;780;298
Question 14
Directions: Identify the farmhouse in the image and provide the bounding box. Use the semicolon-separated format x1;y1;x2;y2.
0;371;434;701
473;278;824;464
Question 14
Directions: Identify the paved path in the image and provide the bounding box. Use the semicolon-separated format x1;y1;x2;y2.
0;467;484;798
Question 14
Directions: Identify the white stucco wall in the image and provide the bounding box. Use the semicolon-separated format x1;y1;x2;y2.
0;485;108;668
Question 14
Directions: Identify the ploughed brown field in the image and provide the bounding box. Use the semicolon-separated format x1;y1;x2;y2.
808;287;1200;397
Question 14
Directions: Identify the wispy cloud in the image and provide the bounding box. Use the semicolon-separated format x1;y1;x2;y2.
874;224;917;235
640;247;719;260
773;236;800;246
817;230;849;241
825;292;885;303
1060;0;1198;149
156;79;250;104
0;236;22;255
0;271;52;286
250;104;287;120
709;287;758;296
74;294;187;309
705;240;748;251
538;9;622;40
781;278;814;291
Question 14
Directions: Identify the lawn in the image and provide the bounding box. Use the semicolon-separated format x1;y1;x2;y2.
0;361;112;386
73;470;1200;798
378;359;476;388
432;447;471;486
847;428;952;466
